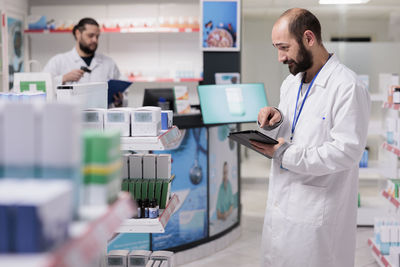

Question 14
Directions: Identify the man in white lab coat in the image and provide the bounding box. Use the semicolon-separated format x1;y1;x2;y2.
43;17;123;107
250;8;371;267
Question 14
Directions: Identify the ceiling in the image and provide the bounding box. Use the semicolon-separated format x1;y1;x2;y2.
29;0;400;19
243;0;400;18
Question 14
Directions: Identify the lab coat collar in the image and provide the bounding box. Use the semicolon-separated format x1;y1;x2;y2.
295;53;340;89
313;53;339;88
70;47;103;68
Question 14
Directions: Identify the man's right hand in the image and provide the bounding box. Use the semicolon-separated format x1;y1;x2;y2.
258;107;281;128
62;69;85;84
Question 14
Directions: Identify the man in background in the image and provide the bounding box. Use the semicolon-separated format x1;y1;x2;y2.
43;17;123;107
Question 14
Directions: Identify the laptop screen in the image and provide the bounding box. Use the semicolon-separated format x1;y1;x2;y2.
197;83;268;124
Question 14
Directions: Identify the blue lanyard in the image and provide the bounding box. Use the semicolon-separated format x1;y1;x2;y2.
290;68;323;140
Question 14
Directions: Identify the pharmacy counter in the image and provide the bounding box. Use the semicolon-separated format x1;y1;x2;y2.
108;115;241;265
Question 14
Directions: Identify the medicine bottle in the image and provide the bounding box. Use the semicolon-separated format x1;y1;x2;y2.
149;199;158;219
144;198;150;218
394;87;400;104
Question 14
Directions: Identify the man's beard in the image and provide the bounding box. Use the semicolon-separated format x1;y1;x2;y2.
79;41;97;56
284;42;313;75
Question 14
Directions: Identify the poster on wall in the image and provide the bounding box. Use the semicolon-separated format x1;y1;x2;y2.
152;127;208;250
209;124;239;237
7;16;24;90
201;0;241;51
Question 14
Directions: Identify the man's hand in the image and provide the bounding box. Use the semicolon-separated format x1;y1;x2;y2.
258;107;281;128
250;137;285;158
113;92;124;107
62;69;85;84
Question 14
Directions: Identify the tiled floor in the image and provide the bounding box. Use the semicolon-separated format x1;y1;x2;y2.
181;153;380;267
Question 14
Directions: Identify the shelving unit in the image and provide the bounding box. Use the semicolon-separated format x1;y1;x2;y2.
359;160;381;180
117;194;179;233
120;126;182;151
24;27;200;34
368;238;394;267
371;93;385;102
368;119;385;137
0;192;136;267
367;98;400;266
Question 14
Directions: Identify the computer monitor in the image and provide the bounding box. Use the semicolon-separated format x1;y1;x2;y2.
197;83;268;124
142;88;176;113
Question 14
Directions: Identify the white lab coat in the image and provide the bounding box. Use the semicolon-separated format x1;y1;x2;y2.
259;54;370;267
43;47;121;86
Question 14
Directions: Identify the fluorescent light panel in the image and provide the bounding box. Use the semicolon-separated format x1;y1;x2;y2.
319;0;370;4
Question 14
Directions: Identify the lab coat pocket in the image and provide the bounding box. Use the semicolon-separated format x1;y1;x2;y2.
286;183;327;226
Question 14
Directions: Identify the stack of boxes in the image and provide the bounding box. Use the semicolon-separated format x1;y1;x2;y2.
374;217;400;266
106;249;174;267
82;107;174;135
0;101;79;253
0;179;73;253
83;130;122;205
0;101;81;209
121;154;172;215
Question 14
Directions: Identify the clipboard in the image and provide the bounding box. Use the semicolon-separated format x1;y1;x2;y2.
107;79;132;105
228;130;278;158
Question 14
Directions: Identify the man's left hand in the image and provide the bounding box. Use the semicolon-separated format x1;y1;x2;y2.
250;138;285;158
113;92;124;107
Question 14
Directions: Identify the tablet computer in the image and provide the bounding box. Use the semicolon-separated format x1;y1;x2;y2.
228;130;278;158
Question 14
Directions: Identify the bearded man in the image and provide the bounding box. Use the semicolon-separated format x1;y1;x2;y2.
44;17;123;106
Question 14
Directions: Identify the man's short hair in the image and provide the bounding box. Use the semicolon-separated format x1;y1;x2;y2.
72;17;99;39
282;9;322;45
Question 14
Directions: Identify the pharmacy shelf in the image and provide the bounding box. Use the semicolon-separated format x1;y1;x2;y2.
103;27;200;33
382;142;400;157
382;190;400;209
383;102;400;110
24;27;199;34
0;192;136;267
359;160;382;180
371;94;385;102
357;196;390;226
117;194;179;233
368;238;394;267
368;120;385;136
120;126;182;151
128;77;203;83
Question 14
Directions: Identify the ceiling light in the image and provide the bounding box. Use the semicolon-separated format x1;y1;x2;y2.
319;0;370;4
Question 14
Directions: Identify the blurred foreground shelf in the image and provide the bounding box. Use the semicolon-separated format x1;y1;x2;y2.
0;192;136;267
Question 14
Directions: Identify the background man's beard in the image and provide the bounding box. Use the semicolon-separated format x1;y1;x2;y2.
79;42;96;55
